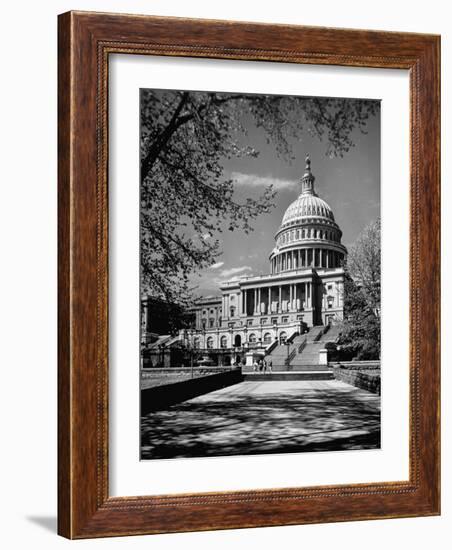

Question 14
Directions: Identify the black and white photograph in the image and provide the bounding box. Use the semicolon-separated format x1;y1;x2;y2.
139;88;381;460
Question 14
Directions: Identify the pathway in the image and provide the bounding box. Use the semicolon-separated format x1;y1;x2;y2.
141;380;381;459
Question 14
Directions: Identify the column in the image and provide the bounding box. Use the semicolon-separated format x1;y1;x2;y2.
289;284;293;309
244;290;247;315
326;250;329;268
278;285;282;311
268;287;271;314
258;287;261;314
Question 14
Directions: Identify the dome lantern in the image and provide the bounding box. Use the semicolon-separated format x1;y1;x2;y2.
301;153;316;195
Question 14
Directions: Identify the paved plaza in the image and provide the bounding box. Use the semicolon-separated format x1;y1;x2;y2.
141;380;381;459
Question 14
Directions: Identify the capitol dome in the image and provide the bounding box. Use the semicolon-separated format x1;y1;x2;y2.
281;194;335;227
269;155;347;274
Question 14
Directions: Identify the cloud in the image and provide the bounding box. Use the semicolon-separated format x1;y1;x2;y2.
209;261;225;270
217;265;252;279
188;265;253;296
231;171;298;190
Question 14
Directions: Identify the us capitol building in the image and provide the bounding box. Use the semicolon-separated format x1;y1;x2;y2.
185;155;347;363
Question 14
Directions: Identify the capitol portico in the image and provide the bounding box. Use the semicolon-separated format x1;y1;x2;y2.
187;155;347;360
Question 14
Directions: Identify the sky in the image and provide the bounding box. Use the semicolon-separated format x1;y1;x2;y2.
186;95;381;297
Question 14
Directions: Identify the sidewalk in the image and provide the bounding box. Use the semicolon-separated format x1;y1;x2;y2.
141;380;381;459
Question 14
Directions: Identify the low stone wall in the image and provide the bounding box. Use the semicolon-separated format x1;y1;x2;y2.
332;361;381;395
141;368;243;414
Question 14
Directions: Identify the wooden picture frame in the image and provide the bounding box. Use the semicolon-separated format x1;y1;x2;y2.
58;11;440;539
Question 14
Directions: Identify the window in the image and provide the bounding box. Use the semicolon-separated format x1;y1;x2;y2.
279;331;287;344
247;319;253;326
263;332;272;344
248;333;257;343
201;320;206;329
209;318;215;328
202;309;207;315
271;317;278;324
282;316;289;323
206;337;214;349
210;309;214;314
220;335;227;348
194;338;200;349
261;317;268;325
328;284;333;290
230;306;235;317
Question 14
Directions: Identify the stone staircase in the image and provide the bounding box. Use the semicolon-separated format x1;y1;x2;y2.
290;341;325;367
261;324;343;380
265;342;297;371
321;324;341;343
265;326;325;373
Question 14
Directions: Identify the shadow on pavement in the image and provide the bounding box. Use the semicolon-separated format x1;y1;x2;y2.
141;383;381;459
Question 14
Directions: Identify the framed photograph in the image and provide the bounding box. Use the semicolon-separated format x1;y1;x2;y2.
58;11;440;538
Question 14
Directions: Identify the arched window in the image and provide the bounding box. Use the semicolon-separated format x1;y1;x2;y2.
263;332;272;344
220;335;227;348
279;331;287;344
206;337;214;349
194;337;200;349
230;306;235;317
249;333;257;344
302;229;306;239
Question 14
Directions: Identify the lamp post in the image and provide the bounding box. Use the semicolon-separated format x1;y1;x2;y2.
188;330;194;379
